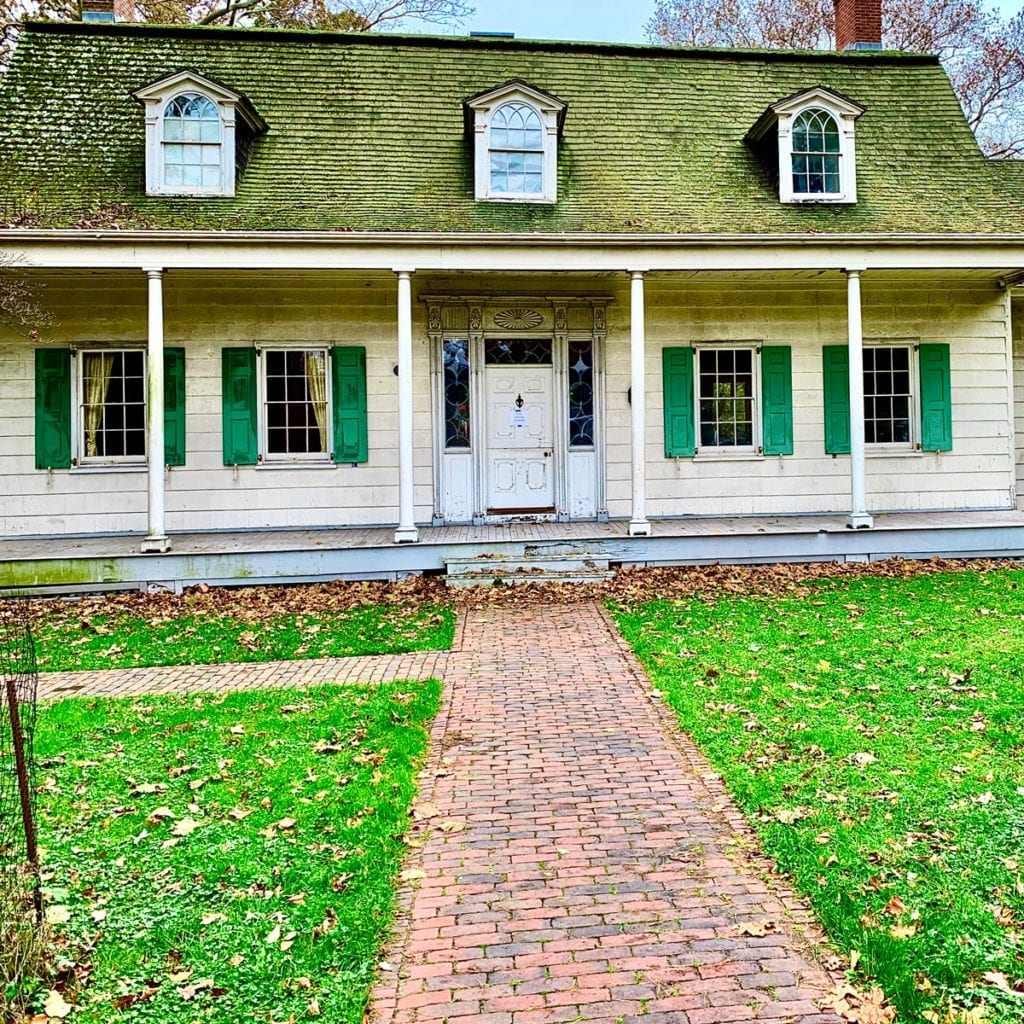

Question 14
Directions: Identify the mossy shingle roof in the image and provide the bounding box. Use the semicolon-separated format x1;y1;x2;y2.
1;20;1022;234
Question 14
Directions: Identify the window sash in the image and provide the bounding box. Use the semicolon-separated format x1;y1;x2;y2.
259;348;333;462
77;349;147;465
695;347;757;452
863;345;915;448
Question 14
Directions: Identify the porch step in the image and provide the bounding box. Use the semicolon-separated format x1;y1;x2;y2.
444;551;613;587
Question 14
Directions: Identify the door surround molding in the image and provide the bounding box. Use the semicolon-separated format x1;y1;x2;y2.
424;295;611;524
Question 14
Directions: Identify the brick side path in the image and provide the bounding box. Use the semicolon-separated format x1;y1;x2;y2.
39;603;841;1024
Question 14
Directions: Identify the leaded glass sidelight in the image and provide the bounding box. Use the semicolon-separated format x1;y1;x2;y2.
162;93;222;190
489;102;544;195
568;340;594;448
698;348;754;448
443;338;471;449
791;108;841;195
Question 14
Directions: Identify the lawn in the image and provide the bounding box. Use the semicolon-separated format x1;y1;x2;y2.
32;602;454;672
22;681;440;1023
614;567;1024;1024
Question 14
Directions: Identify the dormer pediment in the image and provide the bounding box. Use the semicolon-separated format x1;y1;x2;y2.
465;80;567;133
132;70;266;133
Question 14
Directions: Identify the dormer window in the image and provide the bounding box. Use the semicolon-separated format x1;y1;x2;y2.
747;87;864;205
162;94;223;192
791;108;841;196
133;71;267;198
466;81;566;204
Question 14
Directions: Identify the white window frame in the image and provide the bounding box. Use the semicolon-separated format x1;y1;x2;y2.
467;82;565;204
133;71;264;199
693;344;761;456
72;346;148;468
256;345;334;464
748;87;863;205
863;341;919;452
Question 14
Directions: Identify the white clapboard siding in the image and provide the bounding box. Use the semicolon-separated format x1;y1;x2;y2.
604;274;1013;520
0;269;1016;538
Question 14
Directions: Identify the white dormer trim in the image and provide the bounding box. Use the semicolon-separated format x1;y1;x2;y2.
749;87;865;206
466;81;566;205
132;70;265;199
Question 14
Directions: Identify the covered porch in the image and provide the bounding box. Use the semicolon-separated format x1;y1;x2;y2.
3;509;1024;593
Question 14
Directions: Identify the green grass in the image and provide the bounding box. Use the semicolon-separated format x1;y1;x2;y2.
614;568;1024;1024
24;681;441;1023
33;603;455;671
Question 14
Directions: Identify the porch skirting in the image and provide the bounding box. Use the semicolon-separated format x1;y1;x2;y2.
2;510;1023;594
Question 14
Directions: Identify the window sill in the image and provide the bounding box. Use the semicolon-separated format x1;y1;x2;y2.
70;464;148;474
692;451;764;462
255;461;339;470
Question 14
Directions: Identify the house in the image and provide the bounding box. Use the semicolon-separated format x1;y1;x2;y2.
3;0;1024;590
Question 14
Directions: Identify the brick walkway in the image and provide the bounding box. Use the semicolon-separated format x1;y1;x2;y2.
370;604;840;1024
41;603;841;1023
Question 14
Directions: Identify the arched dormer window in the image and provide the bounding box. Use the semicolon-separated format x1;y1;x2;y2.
791;108;841;196
746;87;864;205
466;81;566;204
162;93;223;192
133;71;267;198
489;102;544;196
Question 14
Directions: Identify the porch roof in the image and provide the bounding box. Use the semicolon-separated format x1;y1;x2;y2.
1;22;1021;236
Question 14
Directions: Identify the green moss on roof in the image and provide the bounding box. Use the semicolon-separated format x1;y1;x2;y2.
0;20;1020;234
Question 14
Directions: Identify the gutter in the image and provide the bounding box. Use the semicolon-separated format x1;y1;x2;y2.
5;230;1024;247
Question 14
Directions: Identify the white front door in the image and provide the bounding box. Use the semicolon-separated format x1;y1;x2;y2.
486;365;555;511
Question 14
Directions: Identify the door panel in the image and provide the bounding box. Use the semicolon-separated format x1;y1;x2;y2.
486;364;554;510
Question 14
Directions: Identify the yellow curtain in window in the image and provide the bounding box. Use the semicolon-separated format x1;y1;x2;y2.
82;352;114;458
305;352;328;454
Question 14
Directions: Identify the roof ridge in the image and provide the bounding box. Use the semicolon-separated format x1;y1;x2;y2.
17;19;942;66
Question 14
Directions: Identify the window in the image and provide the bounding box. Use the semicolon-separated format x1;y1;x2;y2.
133;71;267;198
489;103;544;196
261;349;331;460
466;81;565;204
698;348;755;450
663;346;793;458
745;87;863;205
791;108;841;197
220;346;367;466
822;343;952;454
32;348;186;471
162;93;223;192
863;346;912;445
79;349;147;463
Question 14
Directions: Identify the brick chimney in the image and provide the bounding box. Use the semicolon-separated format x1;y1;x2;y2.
80;0;137;22
834;0;882;51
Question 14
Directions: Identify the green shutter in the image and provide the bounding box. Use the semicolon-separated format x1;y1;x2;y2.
163;347;186;467
332;346;368;463
919;343;952;452
663;347;695;457
760;345;793;455
222;348;258;466
34;349;72;470
822;345;851;455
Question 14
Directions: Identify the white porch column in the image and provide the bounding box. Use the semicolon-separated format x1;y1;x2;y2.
629;270;651;536
394;268;419;544
141;267;170;553
845;268;873;529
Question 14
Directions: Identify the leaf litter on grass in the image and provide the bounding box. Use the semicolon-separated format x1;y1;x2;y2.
18;680;441;1024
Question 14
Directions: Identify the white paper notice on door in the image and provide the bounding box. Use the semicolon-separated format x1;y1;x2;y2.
508;408;530;428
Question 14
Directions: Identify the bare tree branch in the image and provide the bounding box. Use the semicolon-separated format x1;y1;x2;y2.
647;0;1024;157
0;254;51;340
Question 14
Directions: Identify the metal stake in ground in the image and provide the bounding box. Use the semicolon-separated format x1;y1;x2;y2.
3;673;41;923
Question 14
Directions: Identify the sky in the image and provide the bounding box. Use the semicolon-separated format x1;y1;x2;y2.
401;0;1024;44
